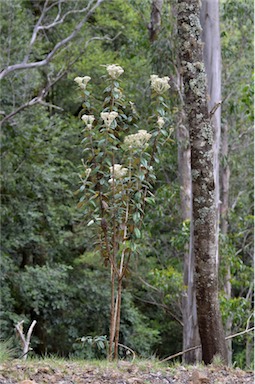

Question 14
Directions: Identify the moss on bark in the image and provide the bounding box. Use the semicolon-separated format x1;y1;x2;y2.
177;0;227;364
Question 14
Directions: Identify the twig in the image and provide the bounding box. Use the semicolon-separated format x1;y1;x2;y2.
160;345;201;363
134;295;183;327
118;343;136;363
209;100;222;118
225;327;254;340
19;348;33;359
1;34;121;125
159;327;255;363
109;343;136;363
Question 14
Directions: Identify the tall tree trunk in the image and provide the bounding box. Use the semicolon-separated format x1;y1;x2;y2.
177;0;228;364
148;0;164;42
200;0;221;269
177;112;201;363
220;123;232;364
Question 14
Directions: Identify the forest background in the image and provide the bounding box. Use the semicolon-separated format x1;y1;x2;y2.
0;0;253;369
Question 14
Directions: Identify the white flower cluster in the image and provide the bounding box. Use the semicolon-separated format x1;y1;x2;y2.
101;111;118;127
106;64;124;79
124;130;152;149
81;114;95;129
85;168;91;177
157;116;165;129
74;76;91;90
109;164;128;184
150;75;170;94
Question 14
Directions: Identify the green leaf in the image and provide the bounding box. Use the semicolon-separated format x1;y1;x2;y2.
140;157;148;167
145;196;155;205
133;211;140;223
104;96;111;104
98;139;106;146
98;340;105;350
157;107;165;116
134;227;141;238
104;86;112;93
161;129;168;137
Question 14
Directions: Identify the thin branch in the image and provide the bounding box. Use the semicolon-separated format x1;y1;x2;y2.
230;126;254;151
134;295;183;326
109;343;136;363
26;320;37;345
15;321;26;346
19;348;33;359
38;100;64;111
209;100;222;118
24;0;50;61
1;95;43;126
225;327;254;340
38;0;96;31
117;343;136;363
138;276;161;293
231;191;244;211
1;34;120;125
160;345;201;363
0;0;105;80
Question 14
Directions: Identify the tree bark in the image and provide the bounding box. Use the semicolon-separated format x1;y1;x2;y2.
148;0;164;42
177;0;228;364
177;113;201;363
200;0;221;269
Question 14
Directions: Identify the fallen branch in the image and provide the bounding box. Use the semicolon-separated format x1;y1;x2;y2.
109;342;136;363
160;326;255;363
160;345;201;363
225;326;254;340
15;320;37;360
118;343;136;363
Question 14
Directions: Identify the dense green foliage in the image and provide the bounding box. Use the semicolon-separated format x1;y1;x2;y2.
0;0;253;367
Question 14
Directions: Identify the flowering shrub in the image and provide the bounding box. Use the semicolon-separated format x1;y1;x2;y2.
75;65;172;359
150;74;170;94
74;76;91;89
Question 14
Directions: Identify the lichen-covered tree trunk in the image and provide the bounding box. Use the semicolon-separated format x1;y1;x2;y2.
177;0;228;364
177;112;201;363
200;0;221;268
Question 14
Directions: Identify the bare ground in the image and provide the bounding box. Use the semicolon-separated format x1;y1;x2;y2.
0;359;253;384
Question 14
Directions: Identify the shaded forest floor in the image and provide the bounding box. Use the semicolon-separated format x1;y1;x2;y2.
0;359;253;384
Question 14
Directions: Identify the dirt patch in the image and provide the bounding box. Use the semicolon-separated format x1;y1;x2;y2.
0;360;253;384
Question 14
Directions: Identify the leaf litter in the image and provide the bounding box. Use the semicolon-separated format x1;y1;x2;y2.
0;360;253;384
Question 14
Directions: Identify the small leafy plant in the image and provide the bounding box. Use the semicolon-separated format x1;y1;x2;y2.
75;335;108;359
75;65;171;360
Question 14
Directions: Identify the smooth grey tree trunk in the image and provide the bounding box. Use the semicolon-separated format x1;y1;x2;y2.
177;0;228;364
201;0;232;364
148;0;164;42
200;0;221;269
220;123;232;364
177;111;201;363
